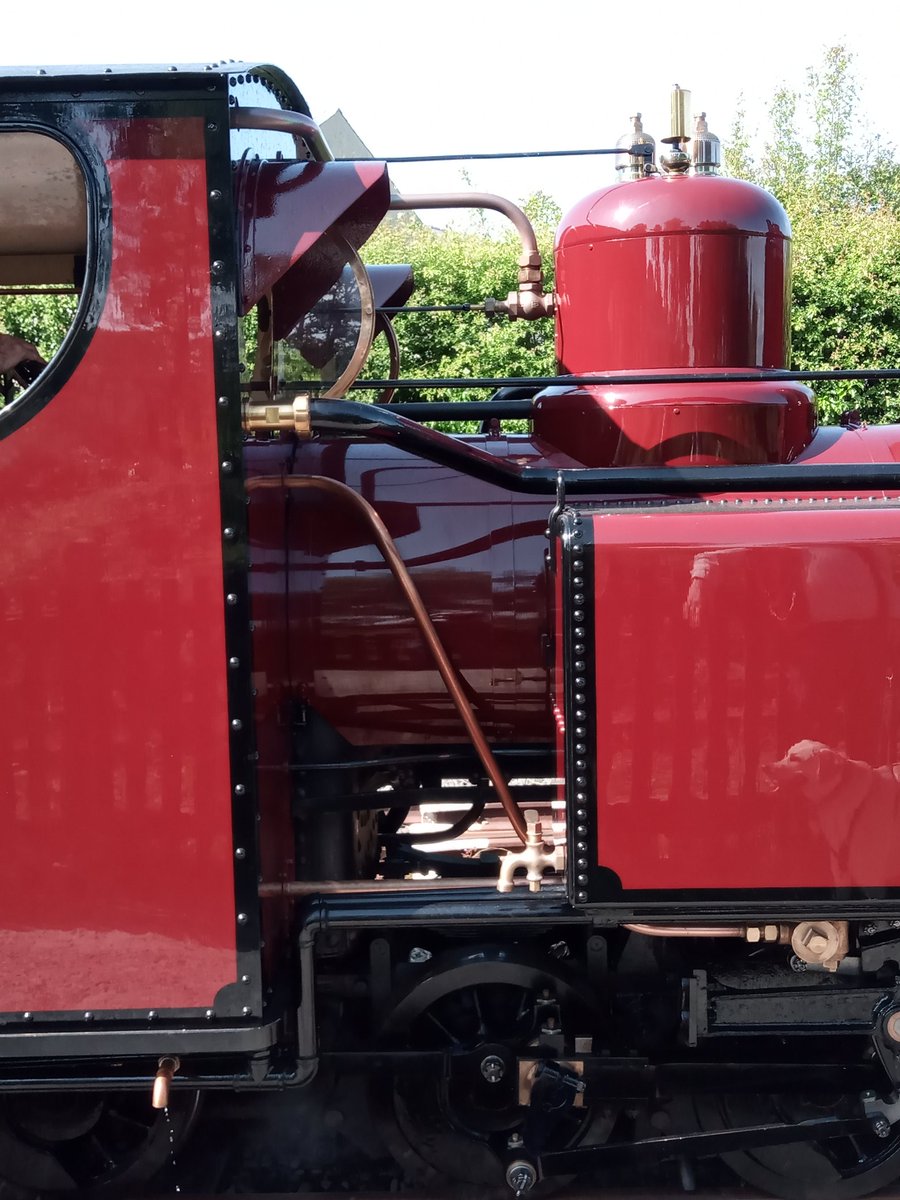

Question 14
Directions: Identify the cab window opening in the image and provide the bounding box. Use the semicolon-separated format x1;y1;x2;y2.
0;129;88;410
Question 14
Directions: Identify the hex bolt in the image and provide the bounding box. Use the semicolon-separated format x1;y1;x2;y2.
480;1054;505;1084
505;1160;537;1195
408;947;432;964
872;1114;892;1139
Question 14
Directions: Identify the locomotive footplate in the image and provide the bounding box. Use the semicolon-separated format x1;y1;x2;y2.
554;500;900;915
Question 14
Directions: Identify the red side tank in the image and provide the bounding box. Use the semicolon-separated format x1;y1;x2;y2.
533;174;816;466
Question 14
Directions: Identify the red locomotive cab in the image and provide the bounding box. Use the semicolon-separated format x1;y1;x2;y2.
534;117;816;467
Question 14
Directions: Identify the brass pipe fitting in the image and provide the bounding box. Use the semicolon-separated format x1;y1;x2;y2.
242;394;311;437
151;1055;180;1110
497;808;563;893
790;920;849;972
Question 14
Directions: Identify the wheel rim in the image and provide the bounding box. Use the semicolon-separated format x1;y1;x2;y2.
0;1090;201;1194
695;1090;900;1200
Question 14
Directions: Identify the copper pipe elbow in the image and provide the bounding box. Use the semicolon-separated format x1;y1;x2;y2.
151;1055;180;1110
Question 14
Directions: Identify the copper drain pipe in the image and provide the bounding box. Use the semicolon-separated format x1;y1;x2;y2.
624;922;791;943
624;923;745;939
245;475;528;844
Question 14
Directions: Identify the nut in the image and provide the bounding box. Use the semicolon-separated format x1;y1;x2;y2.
885;1011;900;1044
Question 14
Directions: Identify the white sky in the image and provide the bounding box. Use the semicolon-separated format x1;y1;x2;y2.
2;0;897;219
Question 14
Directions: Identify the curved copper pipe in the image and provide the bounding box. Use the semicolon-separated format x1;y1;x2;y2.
229;106;333;162
245;475;528;844
389;193;539;262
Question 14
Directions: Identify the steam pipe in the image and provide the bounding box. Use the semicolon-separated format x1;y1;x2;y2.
390;192;539;260
308;398;900;495
228;106;333;162
245;475;528;844
388;193;552;320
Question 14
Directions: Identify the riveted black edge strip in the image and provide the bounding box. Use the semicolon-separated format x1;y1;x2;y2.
203;93;264;1021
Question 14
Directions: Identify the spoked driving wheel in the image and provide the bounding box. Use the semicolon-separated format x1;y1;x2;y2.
0;1089;200;1197
694;1090;900;1200
373;947;615;1192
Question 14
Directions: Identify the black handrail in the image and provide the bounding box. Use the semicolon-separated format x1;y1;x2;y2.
309;399;900;495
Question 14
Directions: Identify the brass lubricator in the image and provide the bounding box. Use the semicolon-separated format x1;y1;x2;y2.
151;1055;180;1109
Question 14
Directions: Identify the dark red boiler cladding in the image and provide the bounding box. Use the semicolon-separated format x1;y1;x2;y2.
554;173;793;372
535;171;815;467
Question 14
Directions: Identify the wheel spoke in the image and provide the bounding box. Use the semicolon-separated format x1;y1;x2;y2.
425;1009;461;1045
471;986;487;1039
102;1105;155;1135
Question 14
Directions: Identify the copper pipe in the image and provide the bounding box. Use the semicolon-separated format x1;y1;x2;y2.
624;923;746;939
245;475;528;844
389;193;539;262
229;106;333;162
151;1055;180;1110
259;877;517;897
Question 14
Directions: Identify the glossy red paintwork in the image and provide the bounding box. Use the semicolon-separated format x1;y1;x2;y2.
532;379;816;467
277;422;900;754
590;504;900;891
0;117;238;1013
284;437;569;745
236;158;390;338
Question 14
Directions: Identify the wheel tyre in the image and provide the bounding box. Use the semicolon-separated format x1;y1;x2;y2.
694;1091;900;1200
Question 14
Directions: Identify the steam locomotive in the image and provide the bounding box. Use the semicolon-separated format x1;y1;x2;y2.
4;59;900;1200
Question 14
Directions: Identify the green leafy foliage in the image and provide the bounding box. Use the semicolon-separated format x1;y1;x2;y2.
726;46;900;422
0;293;77;361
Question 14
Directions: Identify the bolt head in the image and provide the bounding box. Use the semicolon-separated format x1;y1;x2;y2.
480;1054;505;1083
